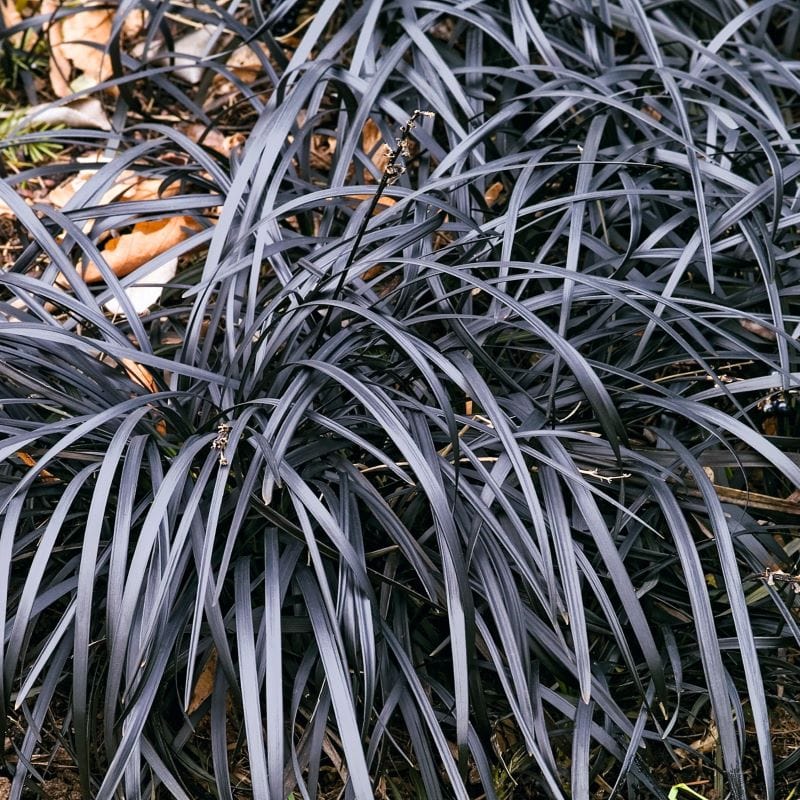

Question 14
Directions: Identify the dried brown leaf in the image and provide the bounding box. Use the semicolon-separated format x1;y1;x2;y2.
360;264;385;282
763;415;778;436
121;8;146;40
643;105;662;122
116;176;180;203
346;193;395;210
187;649;217;714
225;41;270;83
58;216;201;286
310;133;336;171
121;358;158;393
47;162;179;209
42;0;70;97
0;0;24;47
15;451;57;483
688;722;719;754
184;124;246;158
484;181;505;208
362;118;389;177
739;318;777;341
46;4;114;97
119;359;167;434
0;0;20;28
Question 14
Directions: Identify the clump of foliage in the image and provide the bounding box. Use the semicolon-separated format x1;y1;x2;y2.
2;1;800;799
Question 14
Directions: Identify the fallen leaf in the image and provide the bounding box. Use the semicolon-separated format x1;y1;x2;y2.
59;216;200;286
121;8;147;40
15;451;57;483
21;97;111;131
429;17;455;42
310;133;336;171
273;11;314;46
0;0;20;28
187;649;217;714
45;3;114;97
44;151;108;207
103;257;178;316
739;318;777;341
362;118;389;177
643;105;662;122
360;264;384;281
0;0;25;48
688;722;719;754
225;41;270;83
171;24;218;84
42;0;70;97
118;360;167;434
184;124;246;158
121;358;158;392
484;181;505;208
345;193;395;210
762;415;778;436
47;161;178;209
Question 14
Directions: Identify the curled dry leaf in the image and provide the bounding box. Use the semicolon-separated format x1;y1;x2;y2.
484;181;505;208
643;105;663;122
360;263;385;282
58;216;201;286
15;451;58;483
120;359;167;435
687;722;719;755
739;318;777;341
121;358;158;393
43;1;114;97
763;415;778;436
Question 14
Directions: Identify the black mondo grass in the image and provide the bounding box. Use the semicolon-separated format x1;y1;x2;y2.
1;1;800;798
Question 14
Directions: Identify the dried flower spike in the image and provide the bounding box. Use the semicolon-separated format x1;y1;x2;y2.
383;109;434;185
310;110;435;349
212;422;231;466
